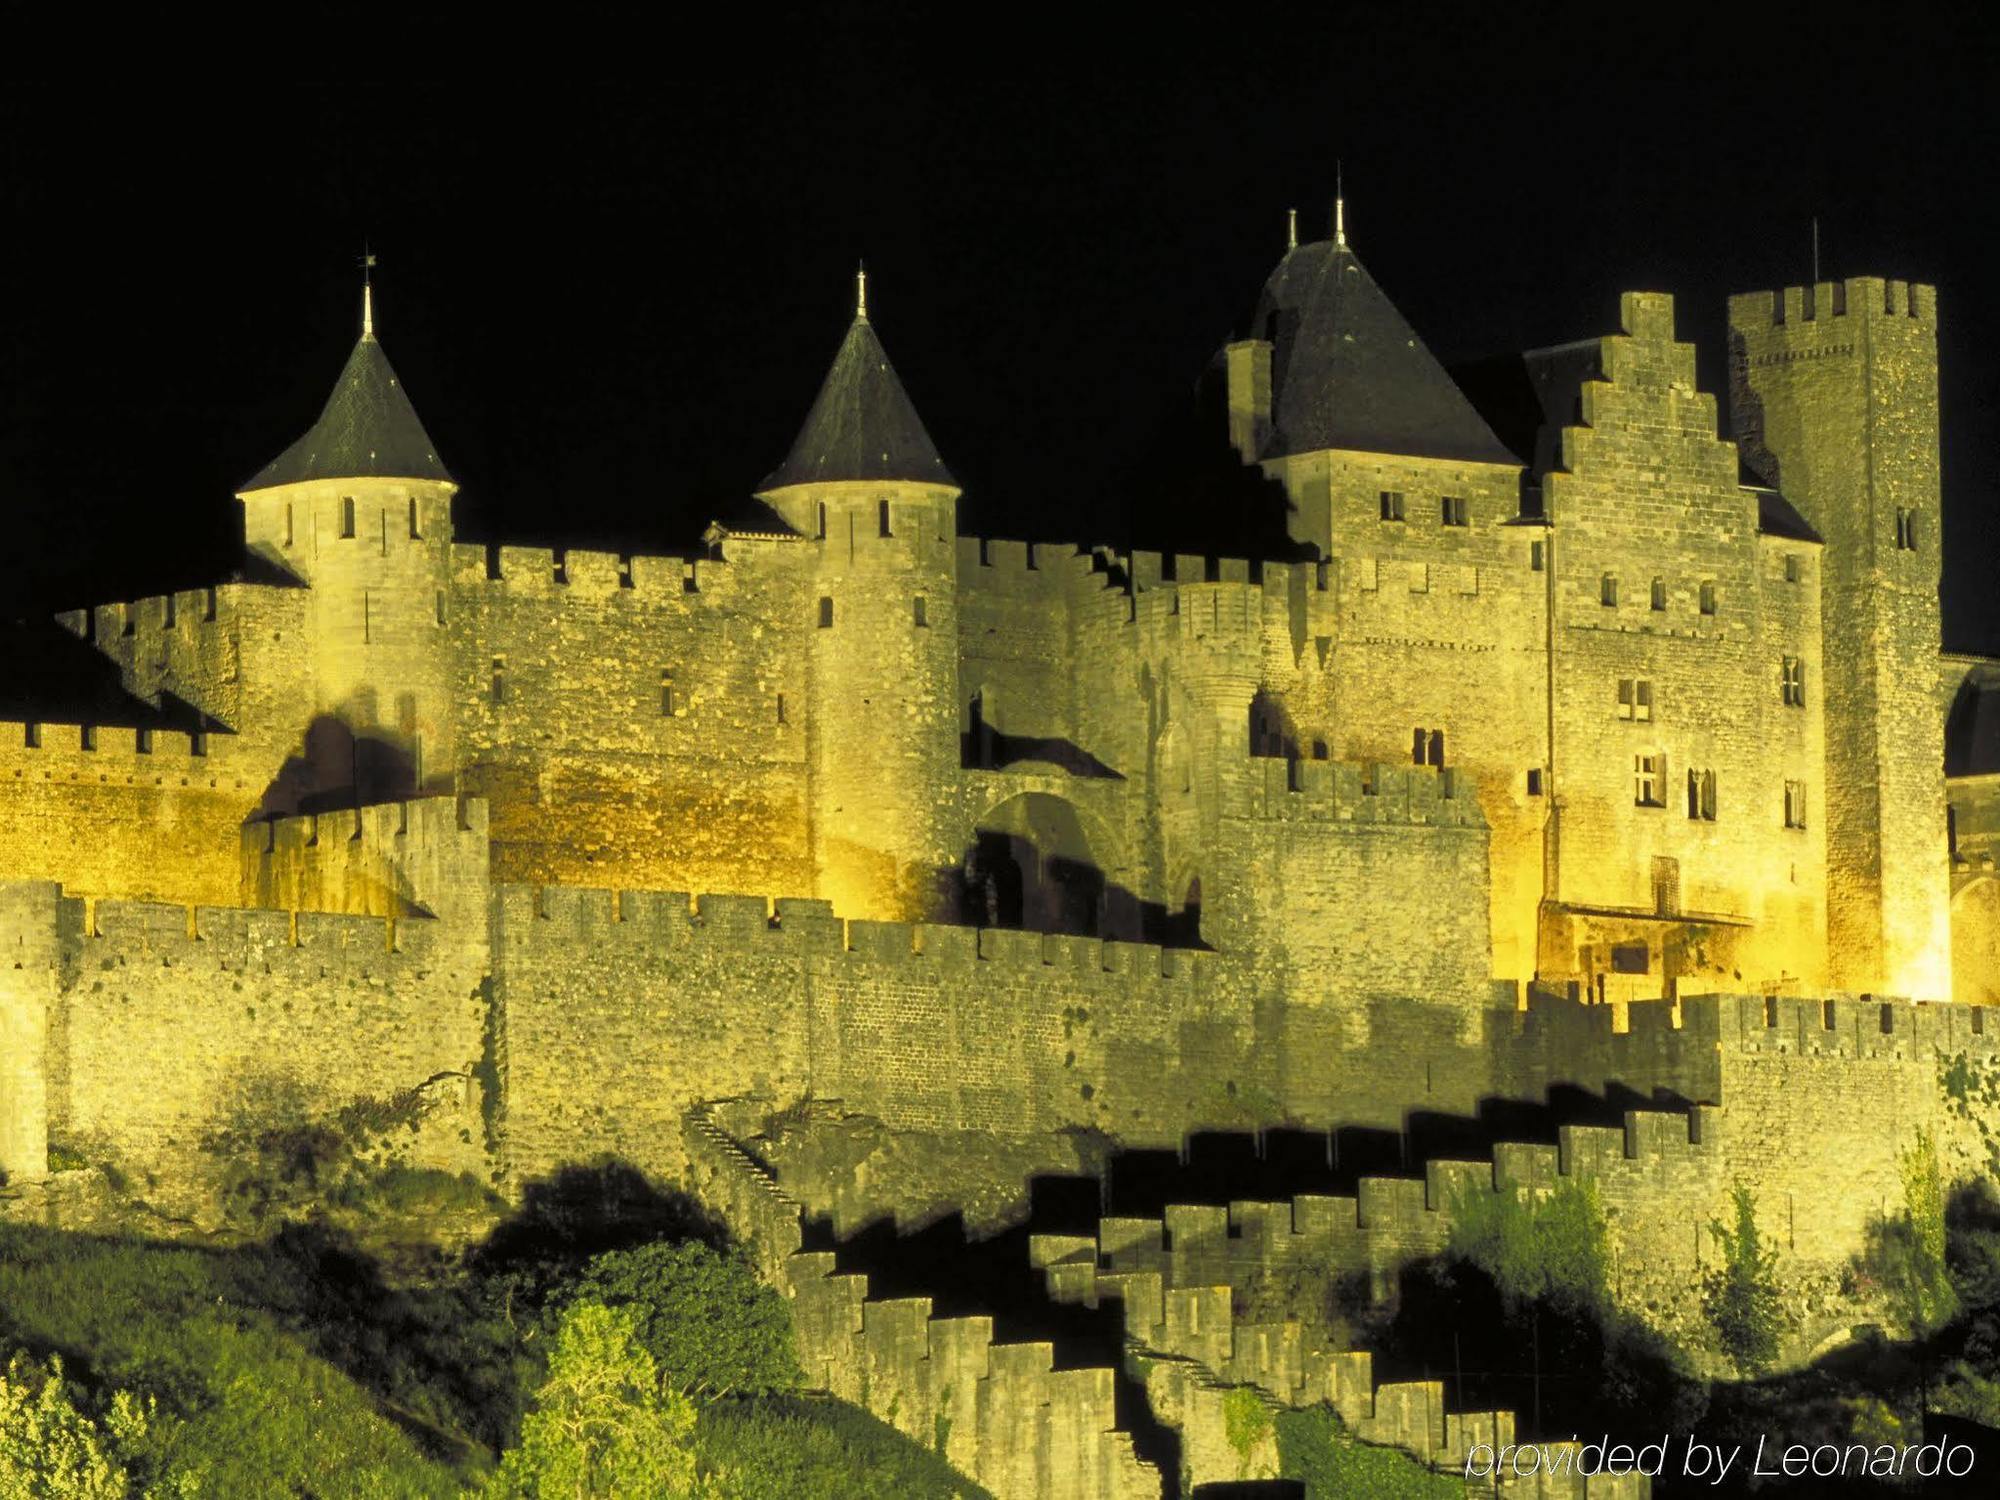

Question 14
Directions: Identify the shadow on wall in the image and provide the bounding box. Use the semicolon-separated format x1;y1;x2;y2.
962;694;1123;779
252;715;422;820
813;1192;1183;1483
956;789;1202;946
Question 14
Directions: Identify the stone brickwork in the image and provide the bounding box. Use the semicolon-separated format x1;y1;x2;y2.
1729;280;1949;997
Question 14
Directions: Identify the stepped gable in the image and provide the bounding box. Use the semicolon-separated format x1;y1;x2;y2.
243;327;451;490
758;310;955;493
1252;237;1517;466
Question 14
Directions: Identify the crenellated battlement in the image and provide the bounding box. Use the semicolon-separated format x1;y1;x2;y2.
447;542;727;599
494;883;1211;981
0;720;248;775
1729;278;1937;330
1526;990;2000;1063
242;794;489;856
63;889;435;959
55;586;231;647
1246;756;1485;826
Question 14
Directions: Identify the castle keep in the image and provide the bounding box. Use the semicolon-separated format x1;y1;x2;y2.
3;211;2000;1492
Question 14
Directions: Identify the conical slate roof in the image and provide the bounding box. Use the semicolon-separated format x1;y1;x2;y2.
244;332;451;490
760;315;954;492
1253;239;1516;465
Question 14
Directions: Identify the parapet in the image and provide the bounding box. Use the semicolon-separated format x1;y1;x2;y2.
0;720;249;780
449;543;724;600
1247;756;1485;827
241;796;492;919
495;883;1211;983
1729;278;1937;331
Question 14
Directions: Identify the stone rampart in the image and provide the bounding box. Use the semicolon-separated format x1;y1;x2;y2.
683;1105;1161;1500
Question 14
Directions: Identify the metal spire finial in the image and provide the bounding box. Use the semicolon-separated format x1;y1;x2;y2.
1286;207;1297;251
856;261;868;321
360;243;378;339
1334;162;1347;248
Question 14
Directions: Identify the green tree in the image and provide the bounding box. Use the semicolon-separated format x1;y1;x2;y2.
488;1302;710;1500
0;1353;191;1500
1704;1184;1786;1375
566;1242;798;1399
1446;1177;1610;1318
1886;1126;1960;1336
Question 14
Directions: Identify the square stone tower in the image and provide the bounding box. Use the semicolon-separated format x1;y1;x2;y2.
1729;278;1951;997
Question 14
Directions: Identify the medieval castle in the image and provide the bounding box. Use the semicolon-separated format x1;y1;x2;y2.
4;208;2000;1494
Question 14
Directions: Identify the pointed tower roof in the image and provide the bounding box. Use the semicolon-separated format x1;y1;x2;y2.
1251;226;1516;466
243;283;451;491
759;267;955;493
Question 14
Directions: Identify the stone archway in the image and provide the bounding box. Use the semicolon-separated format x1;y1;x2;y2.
965;791;1120;937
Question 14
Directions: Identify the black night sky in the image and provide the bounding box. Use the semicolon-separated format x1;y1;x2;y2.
5;9;1999;646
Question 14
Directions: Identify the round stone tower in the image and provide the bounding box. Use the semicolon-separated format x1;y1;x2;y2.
236;279;458;806
757;268;961;921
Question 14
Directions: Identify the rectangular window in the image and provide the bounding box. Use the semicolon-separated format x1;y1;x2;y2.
341;497;356;538
817;597;834;628
1634;752;1665;807
776;693;787;725
490;658;505;706
1611;944;1649;975
284;502;294;547
1784;553;1800;583
1649;577;1666;611
435;590;446;625
660;671;678;717
1601;573;1619;607
1617;679;1653;722
1441;495;1468;527
1526;768;1544;796
1785;780;1808;829
913;595;928;628
878;498;892;537
1897;508;1918;550
190;730;207;757
1530;540;1545;572
408;497;422;539
1699;581;1717;616
1687;767;1716;821
1378;490;1405;522
1781;655;1805;707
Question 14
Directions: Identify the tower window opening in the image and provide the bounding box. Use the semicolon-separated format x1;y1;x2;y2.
661;670;679;717
1601;573;1619;607
1411;727;1445;767
914;595;928;628
878;499;892;537
1617;678;1653;722
776;693;787;725
1784;554;1800;583
1378;490;1405;522
1649;577;1666;611
1785;779;1808;829
1634;752;1665;808
1530;540;1545;572
284;502;294;548
491;658;506;706
1699;581;1717;616
817;597;834;629
435;590;446;625
163;595;176;627
815;502;827;539
1526;767;1544;796
1781;655;1805;707
408;497;421;538
190;730;207;757
1687;767;1717;821
1896;508;1919;550
341;497;356;538
1441;495;1468;527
